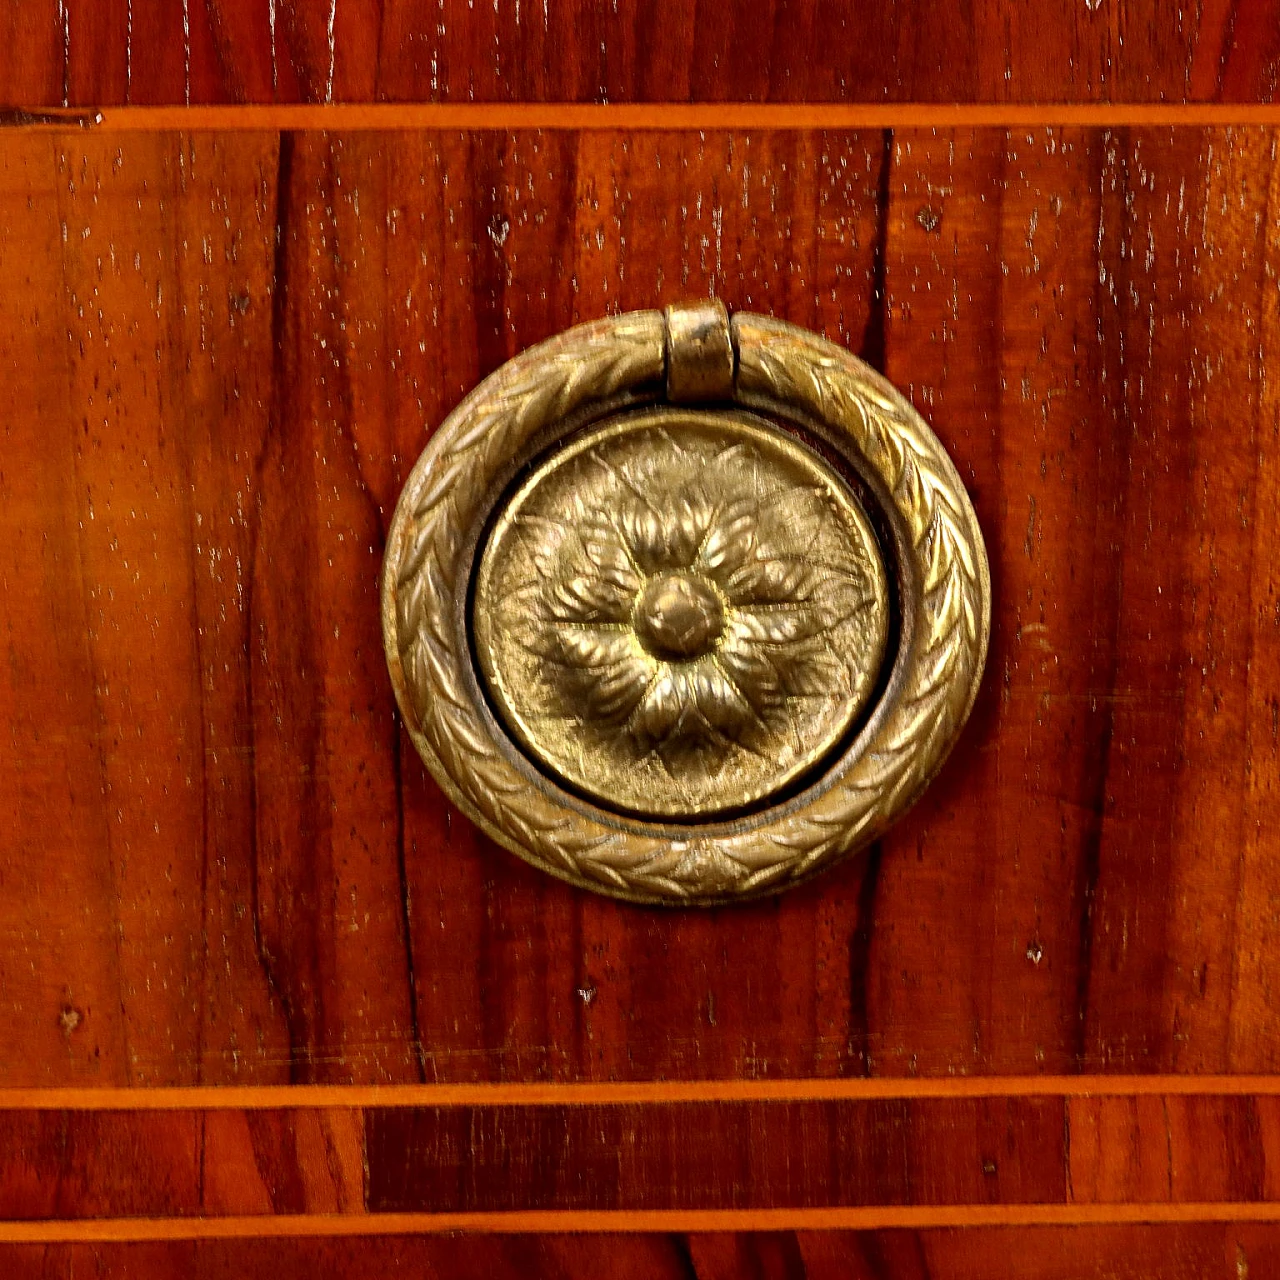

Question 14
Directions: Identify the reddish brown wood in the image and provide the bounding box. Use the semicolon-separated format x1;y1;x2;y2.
0;1109;365;1220
1;124;1279;1095
5;1092;1280;1222
871;126;1280;1077
363;1096;1070;1213
0;1227;1277;1277
0;132;291;1084
1066;1095;1280;1205
2;2;1280;108
2;0;1278;1253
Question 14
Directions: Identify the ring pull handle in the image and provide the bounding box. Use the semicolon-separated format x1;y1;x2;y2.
382;302;990;904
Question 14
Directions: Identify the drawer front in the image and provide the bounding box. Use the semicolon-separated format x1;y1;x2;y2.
4;41;1280;1263
4;125;1277;1087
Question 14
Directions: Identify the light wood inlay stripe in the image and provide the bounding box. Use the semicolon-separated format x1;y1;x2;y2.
11;103;1280;131
0;1076;1278;1109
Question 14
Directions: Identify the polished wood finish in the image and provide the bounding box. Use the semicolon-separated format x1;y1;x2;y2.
3;1228;1280;1276
3;1;1280;107
4;0;1280;1248
3;125;1280;1092
8;1088;1280;1221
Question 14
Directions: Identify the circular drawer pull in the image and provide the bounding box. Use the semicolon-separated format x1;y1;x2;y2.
382;303;990;904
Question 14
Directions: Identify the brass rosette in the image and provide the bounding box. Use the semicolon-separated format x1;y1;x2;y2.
381;303;990;904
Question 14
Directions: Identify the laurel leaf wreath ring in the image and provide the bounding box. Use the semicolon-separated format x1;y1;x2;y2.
381;303;990;905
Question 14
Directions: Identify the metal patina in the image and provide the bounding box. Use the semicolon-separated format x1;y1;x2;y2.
474;410;891;818
381;301;990;904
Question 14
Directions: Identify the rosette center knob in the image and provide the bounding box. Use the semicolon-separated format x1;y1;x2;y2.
633;572;725;661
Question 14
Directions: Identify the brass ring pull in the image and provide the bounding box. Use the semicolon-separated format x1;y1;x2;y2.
382;303;990;904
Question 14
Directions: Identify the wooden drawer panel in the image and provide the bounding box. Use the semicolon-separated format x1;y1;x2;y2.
3;3;1279;108
3;0;1278;1262
2;125;1278;1087
0;124;1274;1085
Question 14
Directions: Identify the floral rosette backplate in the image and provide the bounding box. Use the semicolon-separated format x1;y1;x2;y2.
473;410;891;818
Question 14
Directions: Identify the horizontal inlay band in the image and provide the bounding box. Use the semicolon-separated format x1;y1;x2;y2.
10;103;1280;131
1;1076;1279;1109
4;1205;1280;1243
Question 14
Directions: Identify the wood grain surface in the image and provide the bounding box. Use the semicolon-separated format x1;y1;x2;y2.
2;124;1279;1088
3;1;1280;108
5;1;1278;1265
6;1090;1280;1220
3;1227;1280;1276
